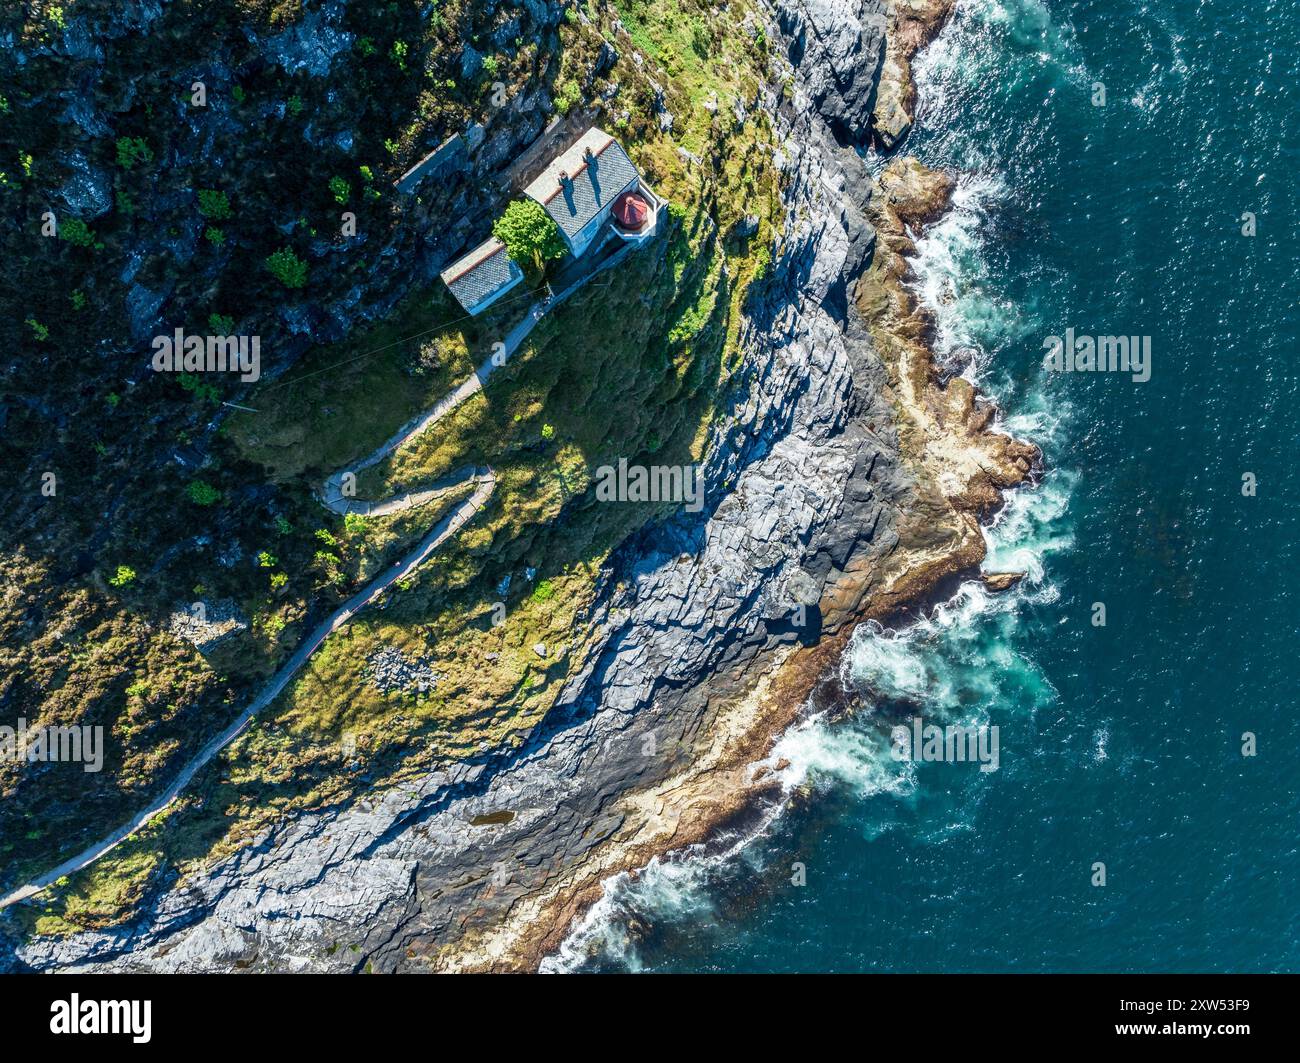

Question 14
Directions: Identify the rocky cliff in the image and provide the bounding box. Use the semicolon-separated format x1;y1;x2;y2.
10;0;1033;972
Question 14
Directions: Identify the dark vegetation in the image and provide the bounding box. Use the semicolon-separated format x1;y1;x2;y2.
0;0;781;934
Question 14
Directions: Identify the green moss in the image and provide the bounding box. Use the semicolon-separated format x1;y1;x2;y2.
16;0;782;936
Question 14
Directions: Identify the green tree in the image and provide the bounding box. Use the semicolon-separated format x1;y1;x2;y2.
493;199;566;271
186;480;221;506
115;136;153;170
178;372;219;403
59;218;95;247
108;565;136;587
197;189;232;220
265;247;308;289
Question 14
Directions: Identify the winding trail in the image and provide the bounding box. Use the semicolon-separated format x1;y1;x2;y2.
0;301;547;910
0;474;493;908
2;229;644;911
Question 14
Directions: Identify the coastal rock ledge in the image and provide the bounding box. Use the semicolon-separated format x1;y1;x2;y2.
14;0;1034;973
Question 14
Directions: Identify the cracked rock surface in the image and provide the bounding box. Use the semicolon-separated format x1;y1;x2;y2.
12;0;970;973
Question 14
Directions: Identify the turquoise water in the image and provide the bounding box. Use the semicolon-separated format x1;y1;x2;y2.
547;0;1300;972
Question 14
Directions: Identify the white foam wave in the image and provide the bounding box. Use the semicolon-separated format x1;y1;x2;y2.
908;172;1026;374
542;0;1085;975
914;0;1094;135
540;849;717;973
772;710;917;798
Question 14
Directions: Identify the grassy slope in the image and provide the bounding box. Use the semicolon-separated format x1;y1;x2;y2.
1;0;557;890
19;0;783;938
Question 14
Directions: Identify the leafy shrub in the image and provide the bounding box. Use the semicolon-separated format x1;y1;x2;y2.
690;19;711;59
108;565;136;587
265;247;308;289
186;480;221;506
328;176;350;204
554;80;581;116
59;218;95;246
531;579;556;603
197;189;232;220
409;331;467;376
115;136;153;170
178;372;219;402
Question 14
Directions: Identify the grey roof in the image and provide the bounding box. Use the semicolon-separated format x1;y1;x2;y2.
439;238;523;312
523;127;641;242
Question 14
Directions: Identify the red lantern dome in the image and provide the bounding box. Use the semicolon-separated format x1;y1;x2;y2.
612;190;651;231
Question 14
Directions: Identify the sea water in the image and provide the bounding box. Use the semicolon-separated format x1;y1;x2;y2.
546;0;1300;972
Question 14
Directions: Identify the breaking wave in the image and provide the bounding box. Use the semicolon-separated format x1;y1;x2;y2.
543;0;1078;973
